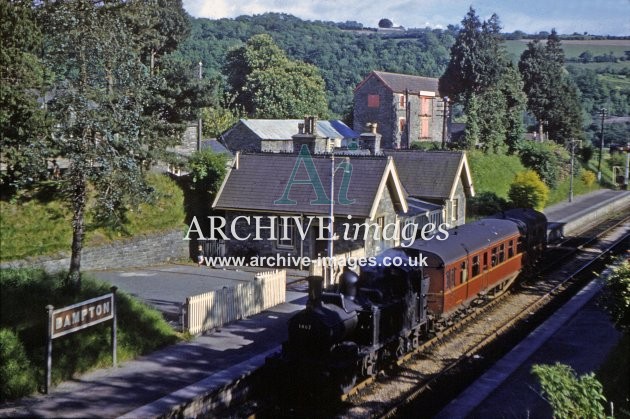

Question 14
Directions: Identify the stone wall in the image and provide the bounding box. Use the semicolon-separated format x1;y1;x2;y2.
1;229;189;272
353;77;447;149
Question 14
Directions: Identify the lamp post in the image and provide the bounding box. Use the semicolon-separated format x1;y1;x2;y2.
597;108;606;182
328;152;334;288
568;139;581;202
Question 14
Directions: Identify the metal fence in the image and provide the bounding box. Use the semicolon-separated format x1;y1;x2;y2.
182;269;286;335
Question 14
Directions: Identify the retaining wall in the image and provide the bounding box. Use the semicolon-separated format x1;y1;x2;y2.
0;229;189;272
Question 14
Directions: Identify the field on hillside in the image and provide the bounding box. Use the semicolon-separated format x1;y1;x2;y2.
504;39;630;64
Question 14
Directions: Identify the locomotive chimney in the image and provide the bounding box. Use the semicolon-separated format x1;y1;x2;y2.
307;276;324;307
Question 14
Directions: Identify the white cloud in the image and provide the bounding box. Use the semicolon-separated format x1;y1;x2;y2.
182;0;630;35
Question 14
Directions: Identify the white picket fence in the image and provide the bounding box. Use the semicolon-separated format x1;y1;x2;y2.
182;270;286;335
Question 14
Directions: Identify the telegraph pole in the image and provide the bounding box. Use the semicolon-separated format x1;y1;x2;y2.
568;139;581;202
197;62;203;151
597;108;606;182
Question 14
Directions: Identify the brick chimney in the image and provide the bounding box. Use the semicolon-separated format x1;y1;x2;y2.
360;122;381;155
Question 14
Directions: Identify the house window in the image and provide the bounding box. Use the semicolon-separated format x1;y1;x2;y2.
377;216;385;240
399;94;406;108
399;118;406;133
368;94;380;108
421;96;431;115
277;217;295;248
421;117;430;138
451;199;459;221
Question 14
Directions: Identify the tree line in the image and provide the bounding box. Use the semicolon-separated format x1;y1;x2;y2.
1;0;211;289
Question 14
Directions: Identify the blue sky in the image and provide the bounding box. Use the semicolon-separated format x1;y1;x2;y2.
182;0;630;36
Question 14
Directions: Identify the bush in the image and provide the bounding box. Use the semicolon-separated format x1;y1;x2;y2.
579;144;594;164
508;170;549;210
602;260;630;330
0;329;37;401
518;141;571;188
532;363;607;418
468;192;508;217
581;170;597;187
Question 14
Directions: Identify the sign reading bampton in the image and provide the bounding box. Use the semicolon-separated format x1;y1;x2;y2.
45;289;117;393
51;294;114;339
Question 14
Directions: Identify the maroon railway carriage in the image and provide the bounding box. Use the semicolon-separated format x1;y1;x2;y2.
409;219;523;317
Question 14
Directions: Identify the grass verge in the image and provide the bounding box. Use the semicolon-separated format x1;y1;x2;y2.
0;172;186;262
0;268;181;401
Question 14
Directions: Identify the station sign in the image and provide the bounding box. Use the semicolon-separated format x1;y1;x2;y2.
51;293;114;339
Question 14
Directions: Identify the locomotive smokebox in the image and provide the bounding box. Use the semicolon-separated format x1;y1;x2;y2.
307;276;324;307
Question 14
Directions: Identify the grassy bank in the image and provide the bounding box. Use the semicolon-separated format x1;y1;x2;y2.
0;172;186;262
467;151;526;199
0;268;181;401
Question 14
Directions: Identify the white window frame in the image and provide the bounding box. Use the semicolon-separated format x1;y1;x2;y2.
276;217;295;249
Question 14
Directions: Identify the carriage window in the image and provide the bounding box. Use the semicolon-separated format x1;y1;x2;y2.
446;268;456;289
460;261;468;283
491;247;498;267
483;252;488;270
508;240;515;258
472;255;480;277
499;244;505;263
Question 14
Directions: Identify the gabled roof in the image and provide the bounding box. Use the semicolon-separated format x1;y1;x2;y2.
225;119;359;141
355;71;439;95
213;153;407;219
384;150;475;201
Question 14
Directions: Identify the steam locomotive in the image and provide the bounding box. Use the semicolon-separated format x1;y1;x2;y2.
267;209;547;398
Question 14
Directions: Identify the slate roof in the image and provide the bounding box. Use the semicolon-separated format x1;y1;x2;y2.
408;218;520;265
384;150;474;200
213;153;406;218
232;119;359;141
359;71;439;94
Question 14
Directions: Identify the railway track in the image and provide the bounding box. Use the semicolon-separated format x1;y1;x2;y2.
232;212;629;418
366;213;629;419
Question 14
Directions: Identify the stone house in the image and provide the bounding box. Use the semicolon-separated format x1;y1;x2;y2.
353;70;450;149
384;150;475;227
212;151;409;267
220;118;359;153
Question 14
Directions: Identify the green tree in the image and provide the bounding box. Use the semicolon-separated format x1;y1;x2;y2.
602;261;630;330
439;8;523;153
519;30;584;144
0;0;49;191
508;170;549;210
187;148;229;198
223;34;329;119
39;0;198;288
532;363;607;419
439;8;506;100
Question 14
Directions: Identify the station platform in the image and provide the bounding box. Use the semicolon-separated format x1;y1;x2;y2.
435;278;623;419
0;289;307;418
544;189;630;240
